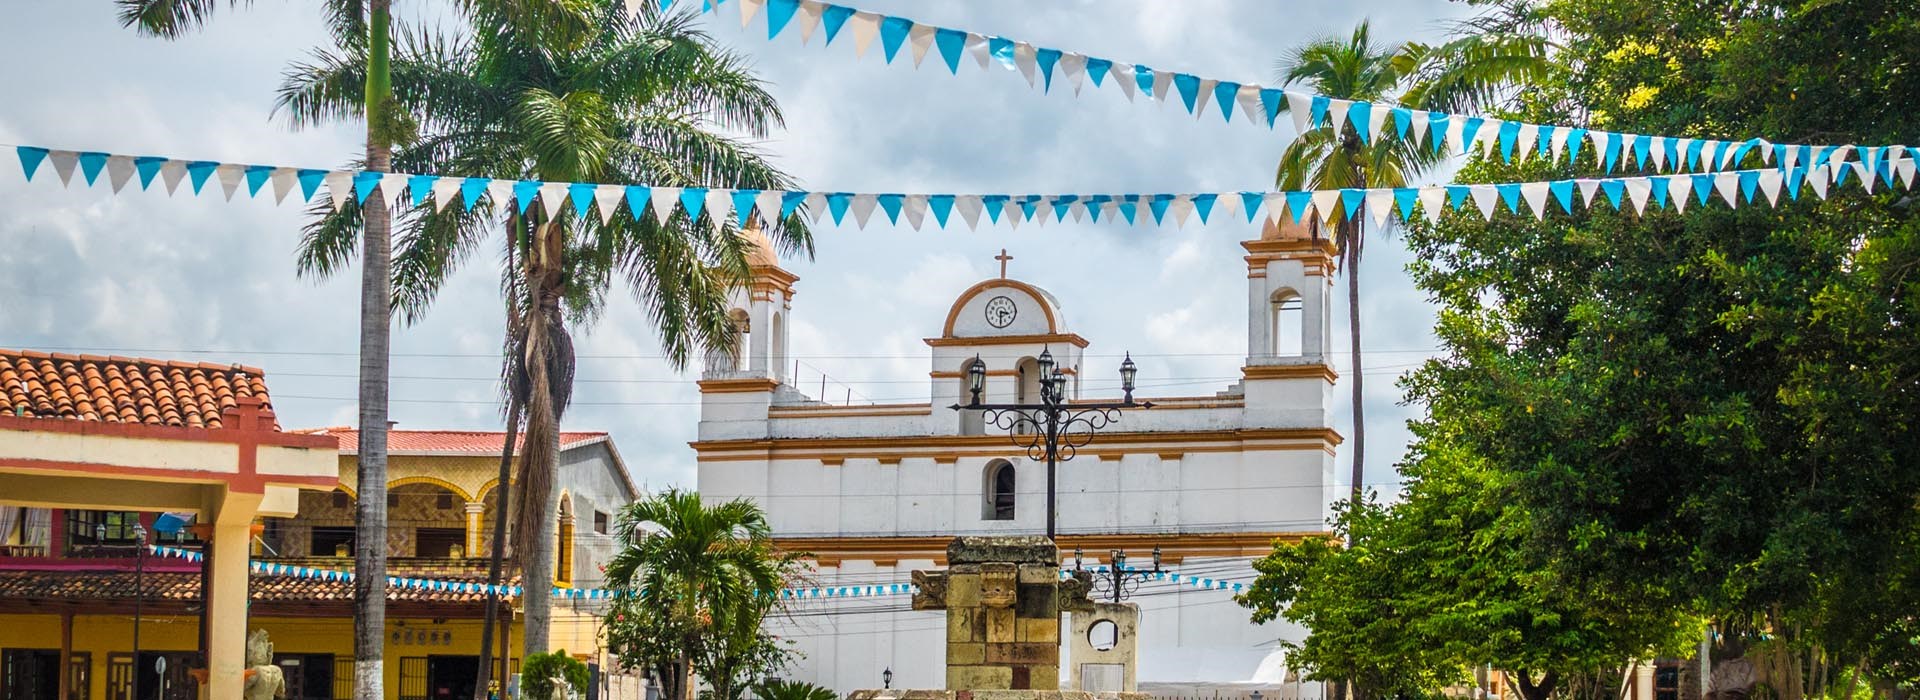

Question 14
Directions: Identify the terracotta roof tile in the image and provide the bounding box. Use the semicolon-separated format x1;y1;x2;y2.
1;349;273;429
0;569;501;604
298;427;608;455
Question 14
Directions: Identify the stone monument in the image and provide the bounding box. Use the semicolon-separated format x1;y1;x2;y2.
1068;603;1140;693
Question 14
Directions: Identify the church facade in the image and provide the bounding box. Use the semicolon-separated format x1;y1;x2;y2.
693;223;1342;693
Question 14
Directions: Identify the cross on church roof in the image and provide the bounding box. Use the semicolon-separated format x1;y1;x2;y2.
995;249;1013;278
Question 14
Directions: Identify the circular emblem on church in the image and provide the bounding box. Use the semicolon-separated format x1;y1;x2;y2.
984;295;1018;329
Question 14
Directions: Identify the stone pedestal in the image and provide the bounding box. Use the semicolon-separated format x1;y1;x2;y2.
910;536;1095;691
1068;603;1139;693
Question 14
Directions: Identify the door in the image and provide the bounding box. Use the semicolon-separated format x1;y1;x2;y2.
2;649;61;700
426;657;478;700
399;658;429;700
273;654;335;700
132;653;197;700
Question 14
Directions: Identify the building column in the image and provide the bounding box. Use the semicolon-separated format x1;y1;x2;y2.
464;502;486;558
556;515;575;585
202;490;264;700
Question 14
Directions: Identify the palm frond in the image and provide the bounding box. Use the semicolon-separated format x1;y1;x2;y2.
116;0;239;38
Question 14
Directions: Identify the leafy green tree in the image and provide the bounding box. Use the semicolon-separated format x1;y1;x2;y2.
602;490;799;700
277;0;809;661
522;650;590;700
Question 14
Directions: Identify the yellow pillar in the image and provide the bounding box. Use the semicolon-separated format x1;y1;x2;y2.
464;502;486;558
204;489;263;700
556;516;574;586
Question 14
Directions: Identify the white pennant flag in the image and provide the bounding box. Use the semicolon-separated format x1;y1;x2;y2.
1650;137;1669;171
1262;193;1284;222
1551;125;1571;164
1068;200;1086;224
1670;175;1694;213
902;194;928;229
1446;117;1468;155
738;0;763;26
1237;84;1263;124
159;160;189;195
1516;124;1539;163
849;194;878;228
1719;141;1744;170
106;155;137;194
956;195;983;229
1410;110;1431;148
1588;131;1610;166
803;192;828;223
1193;78;1218;119
1853;162;1876;193
1779;143;1798;171
1576;178;1601;206
754;190;783;227
1831;145;1857;169
650;186;681;226
1520;182;1551;219
966;33;991;70
1006;202;1023;230
1469;185;1500;219
1809;166;1831;199
216;163;246;200
1759;139;1775;165
537;180;569;220
1286;91;1314;134
1674;138;1696;170
1478;122;1501;159
45;150;79;186
1714;172;1740;206
326;170;354;211
377;172;409;210
1113;63;1137;101
623;0;643;19
1327;99;1352;137
1367;106;1389;144
908;23;936;68
1166;195;1193;228
1418;187;1446;222
1151;70;1174;106
594;184;625;225
1365;188;1394;227
1758;169;1784;206
848;12;882;59
1013;43;1038;87
431;176;463;212
705;188;733;229
795;1;825;44
1897;158;1917;189
1310;189;1341;224
1060;52;1087;94
485;180;513;211
1215;193;1242;222
1624;177;1652;214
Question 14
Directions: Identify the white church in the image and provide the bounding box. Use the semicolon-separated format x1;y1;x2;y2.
693;220;1342;694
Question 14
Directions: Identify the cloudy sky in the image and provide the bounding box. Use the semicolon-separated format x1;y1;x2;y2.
0;1;1475;498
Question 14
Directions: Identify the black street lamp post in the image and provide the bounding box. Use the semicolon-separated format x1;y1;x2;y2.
949;349;1151;540
1074;547;1163;603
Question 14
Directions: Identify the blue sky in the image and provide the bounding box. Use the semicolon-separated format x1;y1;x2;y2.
0;1;1475;499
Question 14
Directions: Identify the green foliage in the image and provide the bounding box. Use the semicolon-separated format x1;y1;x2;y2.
522;650;590;700
602;490;801;700
748;680;837;700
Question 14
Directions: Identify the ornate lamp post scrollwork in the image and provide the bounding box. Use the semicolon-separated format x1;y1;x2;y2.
1074;546;1163;603
950;348;1151;539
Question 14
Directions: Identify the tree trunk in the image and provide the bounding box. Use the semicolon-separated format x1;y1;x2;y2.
353;2;394;699
677;653;694;700
515;217;569;657
1344;221;1365;503
474;396;521;700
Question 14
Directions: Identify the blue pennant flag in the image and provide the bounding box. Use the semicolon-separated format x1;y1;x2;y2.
879;16;912;64
569;182;597;218
1172;73;1201;113
820;4;854;44
765;0;798;38
1495;183;1522;213
1446;185;1472;211
136;157;168;190
827;193;852;224
1711;141;1733;170
1427;113;1450;153
1664;138;1682;170
1538;125;1556;158
1459;117;1486;154
1117;197;1137;225
1599;180;1626;209
1602;133;1622;173
1051;195;1078;223
1284;191;1313;222
412;175;439;207
1649;177;1670;208
1692;175;1713;205
1549;180;1575;213
1566;128;1587;164
1239;192;1265;222
512;180;540;214
1017;195;1040;221
1738;171;1759;203
732;189;760;223
1631;135;1651;170
1498;121;1521;162
188;161;221;195
1085;58;1111;87
877;193;904;223
934;29;966;74
1148;195;1172;224
1132;62;1154;97
1260;89;1284;127
624;185;650;220
78;152;109;186
780;191;807;220
459;177;490;210
1213;82;1240;123
982;194;1006;224
15;146;48;180
1309;95;1329;129
992;38;1017;70
1192;193;1217;223
1393;188;1418;220
1785;167;1806;200
1084;195;1107;223
1686;139;1707;170
1035;48;1062;92
1339;189;1365;219
355;171;385;204
1348;101;1373;144
246;165;275;198
679;187;708;221
1730;140;1757;169
1392;107;1413;140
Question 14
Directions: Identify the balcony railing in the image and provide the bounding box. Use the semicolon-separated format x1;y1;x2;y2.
259;555;493;576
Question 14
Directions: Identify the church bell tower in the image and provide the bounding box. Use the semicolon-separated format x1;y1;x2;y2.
1239;217;1337;429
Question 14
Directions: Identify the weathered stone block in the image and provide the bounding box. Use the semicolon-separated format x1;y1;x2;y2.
947;642;986;665
1012;666;1032;690
982;562;1019;608
1018;563;1058;584
948;536;1057;565
986;643;1058;666
1031;664;1060;691
946;573;982;608
947;665;1012;690
947;608;977;643
985;607;1017;643
1017;584;1057;619
1018;617;1059;643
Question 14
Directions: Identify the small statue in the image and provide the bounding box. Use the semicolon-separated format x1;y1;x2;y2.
1059;570;1095;612
911;569;948;610
243;629;286;700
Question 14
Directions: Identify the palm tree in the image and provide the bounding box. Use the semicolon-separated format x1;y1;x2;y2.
276;0;808;662
602;489;794;700
1275;13;1550;508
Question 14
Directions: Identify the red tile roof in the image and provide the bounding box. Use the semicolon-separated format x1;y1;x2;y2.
0;349;272;429
298;427;609;455
0;569;504;605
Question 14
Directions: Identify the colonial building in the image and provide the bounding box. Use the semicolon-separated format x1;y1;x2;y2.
0;350;640;700
694;223;1342;692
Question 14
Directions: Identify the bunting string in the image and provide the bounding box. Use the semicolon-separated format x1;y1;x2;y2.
679;0;1911;176
146;545;1248;600
15;144;1917;232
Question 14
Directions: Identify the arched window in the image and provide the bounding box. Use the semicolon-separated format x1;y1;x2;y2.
1271;291;1304;356
957;358;985;435
770;311;786;380
982;460;1016;521
728;308;751;371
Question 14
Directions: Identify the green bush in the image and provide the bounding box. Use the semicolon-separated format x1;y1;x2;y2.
749;680;838;700
521;650;589;700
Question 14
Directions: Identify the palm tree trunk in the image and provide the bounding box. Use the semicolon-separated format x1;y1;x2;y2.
474;395;521;700
353;2;394;699
515;217;567;657
1345;224;1365;503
